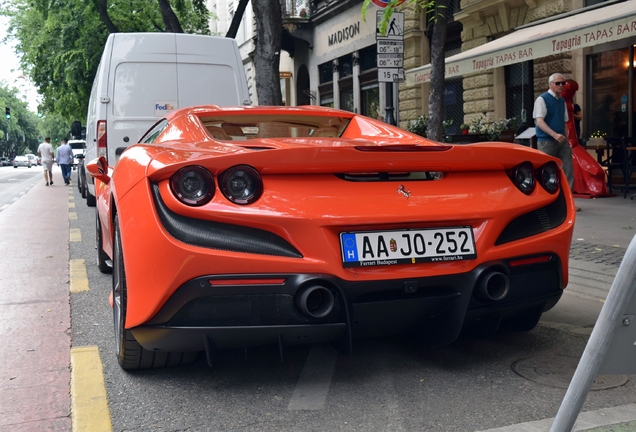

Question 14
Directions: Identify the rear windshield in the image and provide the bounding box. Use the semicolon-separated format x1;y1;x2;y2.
70;142;85;150
199;114;351;141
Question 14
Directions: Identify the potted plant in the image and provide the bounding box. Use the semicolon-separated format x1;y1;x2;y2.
587;130;607;147
460;123;470;135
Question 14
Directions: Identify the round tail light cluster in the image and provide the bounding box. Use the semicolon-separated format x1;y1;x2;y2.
170;164;262;206
508;161;560;195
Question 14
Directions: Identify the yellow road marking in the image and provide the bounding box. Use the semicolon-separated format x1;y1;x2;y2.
70;259;89;292
71;346;112;432
70;228;82;242
69;202;76;208
69;212;78;220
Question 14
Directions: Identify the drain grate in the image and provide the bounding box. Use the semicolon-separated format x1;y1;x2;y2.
511;355;628;390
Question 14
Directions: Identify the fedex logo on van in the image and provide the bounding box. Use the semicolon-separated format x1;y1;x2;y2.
154;101;178;116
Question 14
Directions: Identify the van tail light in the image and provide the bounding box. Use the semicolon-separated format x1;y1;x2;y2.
97;120;107;161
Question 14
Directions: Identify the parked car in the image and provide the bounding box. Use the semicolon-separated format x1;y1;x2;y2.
25;154;38;167
0;157;10;166
68;139;85;169
86;105;575;370
13;156;32;168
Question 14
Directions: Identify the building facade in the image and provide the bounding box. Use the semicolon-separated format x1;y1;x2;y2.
209;0;636;141
403;0;636;140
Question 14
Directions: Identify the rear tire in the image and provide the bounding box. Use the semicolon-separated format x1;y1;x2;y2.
112;217;197;369
96;211;112;274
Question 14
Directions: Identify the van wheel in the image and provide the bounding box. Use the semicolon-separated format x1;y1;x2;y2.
86;189;96;207
113;216;197;369
96;211;112;274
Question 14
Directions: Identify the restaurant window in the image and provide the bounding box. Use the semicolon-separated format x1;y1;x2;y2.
359;46;377;71
319;61;334;108
444;78;463;134
359;48;379;118
319;62;333;84
339;54;353;77
505;60;534;131
587;48;634;138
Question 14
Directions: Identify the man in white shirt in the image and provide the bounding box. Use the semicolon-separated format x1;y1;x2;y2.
37;137;55;186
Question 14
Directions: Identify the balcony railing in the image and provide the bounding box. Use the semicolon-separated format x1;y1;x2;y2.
281;0;311;18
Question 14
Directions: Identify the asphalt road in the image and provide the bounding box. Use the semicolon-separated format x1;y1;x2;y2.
1;166;635;432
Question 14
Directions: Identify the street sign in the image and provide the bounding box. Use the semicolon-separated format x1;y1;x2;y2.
376;11;404;83
376;10;404;40
376;39;404;54
378;68;404;83
377;53;403;68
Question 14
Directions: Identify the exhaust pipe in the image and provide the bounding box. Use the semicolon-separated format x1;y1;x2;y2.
476;271;510;301
295;285;335;318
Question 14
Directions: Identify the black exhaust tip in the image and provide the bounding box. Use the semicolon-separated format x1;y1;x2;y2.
476;271;510;301
295;285;335;318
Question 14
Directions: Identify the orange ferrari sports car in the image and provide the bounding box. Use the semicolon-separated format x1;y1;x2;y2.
86;105;575;369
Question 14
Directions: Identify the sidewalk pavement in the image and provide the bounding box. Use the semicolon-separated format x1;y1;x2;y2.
0;166;71;431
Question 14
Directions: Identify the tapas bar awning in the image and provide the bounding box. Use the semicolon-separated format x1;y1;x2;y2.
405;1;636;85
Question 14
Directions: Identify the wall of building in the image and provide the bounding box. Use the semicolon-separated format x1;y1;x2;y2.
399;0;578;129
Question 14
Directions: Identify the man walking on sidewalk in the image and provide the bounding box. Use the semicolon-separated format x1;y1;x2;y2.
56;139;73;185
37;137;55;186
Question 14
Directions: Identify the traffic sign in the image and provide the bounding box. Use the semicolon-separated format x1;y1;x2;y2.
376;11;404;40
377;40;404;54
378;68;404;83
377;53;403;68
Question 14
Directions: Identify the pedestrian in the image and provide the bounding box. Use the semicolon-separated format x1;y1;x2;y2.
573;103;582;139
56;139;73;185
37;137;55;186
533;73;580;211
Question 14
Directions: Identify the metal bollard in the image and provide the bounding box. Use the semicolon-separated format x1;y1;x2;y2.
551;234;636;432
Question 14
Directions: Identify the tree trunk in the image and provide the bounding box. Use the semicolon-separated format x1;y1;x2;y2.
157;0;184;33
226;0;250;39
426;0;448;142
96;0;119;33
252;0;283;105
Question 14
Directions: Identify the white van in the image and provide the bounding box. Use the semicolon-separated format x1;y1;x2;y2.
83;32;251;206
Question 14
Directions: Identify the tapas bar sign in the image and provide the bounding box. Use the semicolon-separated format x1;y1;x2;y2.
405;2;636;85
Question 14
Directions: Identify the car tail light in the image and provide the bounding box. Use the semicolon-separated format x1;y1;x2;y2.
219;165;262;204
537;162;560;194
170;166;215;206
508;162;535;195
97;120;107;160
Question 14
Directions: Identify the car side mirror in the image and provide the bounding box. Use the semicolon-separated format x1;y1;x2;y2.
85;156;110;184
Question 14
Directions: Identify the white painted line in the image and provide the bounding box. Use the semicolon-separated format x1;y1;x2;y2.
476;403;636;431
288;344;338;410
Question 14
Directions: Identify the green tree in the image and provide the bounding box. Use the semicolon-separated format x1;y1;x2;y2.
2;0;210;123
363;0;449;142
0;84;40;156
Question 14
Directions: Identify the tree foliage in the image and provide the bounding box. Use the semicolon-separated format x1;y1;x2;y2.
0;84;41;156
1;0;210;123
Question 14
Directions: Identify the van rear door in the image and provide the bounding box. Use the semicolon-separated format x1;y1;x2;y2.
175;35;250;107
109;34;178;155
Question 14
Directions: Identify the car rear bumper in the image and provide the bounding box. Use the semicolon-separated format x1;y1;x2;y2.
130;254;563;353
